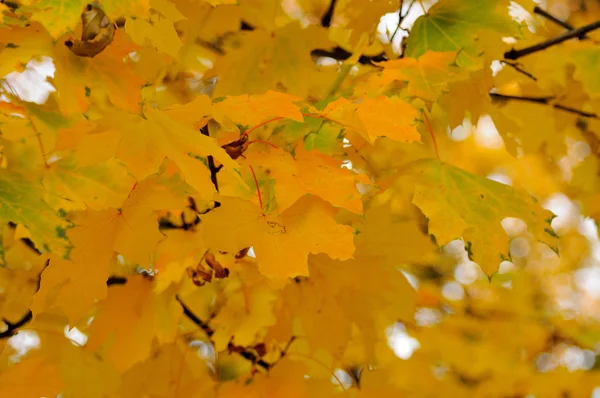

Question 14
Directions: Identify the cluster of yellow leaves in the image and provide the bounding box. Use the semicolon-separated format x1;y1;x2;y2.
1;0;600;396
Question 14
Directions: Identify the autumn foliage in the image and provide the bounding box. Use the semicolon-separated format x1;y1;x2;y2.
2;0;600;396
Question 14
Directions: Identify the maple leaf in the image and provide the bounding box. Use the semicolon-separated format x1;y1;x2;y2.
407;159;557;275
375;52;465;102
242;144;368;214
21;0;149;38
318;96;421;144
42;156;135;211
0;170;70;256
209;266;278;350
212;90;304;127
52;29;144;114
32;178;183;322
118;342;215;397
55;108;245;196
125;0;186;57
354;202;437;267
0;241;48;323
0;355;63;397
405;0;520;65
0;22;54;78
571;43;600;99
211;23;331;97
4;0;600;394
200;195;355;278
87;275;182;371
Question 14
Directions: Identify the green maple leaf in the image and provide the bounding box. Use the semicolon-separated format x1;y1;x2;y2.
407;159;557;275
0;170;70;256
405;0;521;66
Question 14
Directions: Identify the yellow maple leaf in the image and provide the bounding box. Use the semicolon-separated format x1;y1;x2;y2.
0;22;54;78
210;267;278;350
32;178;183;322
320;96;420;144
52;30;144;114
200;195;355;278
125;0;186;57
55;108;245;196
0;355;63;397
212;90;304;127
87;275;182;371
211;23;330;97
375;52;465;102
242;144;367;214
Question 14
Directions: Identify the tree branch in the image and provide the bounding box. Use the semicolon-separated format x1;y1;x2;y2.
490;93;598;118
200;126;222;192
311;48;387;64
320;0;337;28
234;17;386;65
175;295;214;337
0;311;32;339
501;61;537;81
533;6;578;32
504;19;600;60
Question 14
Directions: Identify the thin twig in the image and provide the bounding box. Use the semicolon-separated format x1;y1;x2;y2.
504;19;600;60
533;6;578;32
490;93;598;118
175;295;214;337
501;61;537;81
391;0;415;43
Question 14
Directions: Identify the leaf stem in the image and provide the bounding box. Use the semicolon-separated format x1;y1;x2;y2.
422;110;440;159
247;139;280;149
248;164;263;211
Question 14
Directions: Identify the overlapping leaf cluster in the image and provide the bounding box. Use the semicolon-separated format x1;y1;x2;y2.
1;0;600;396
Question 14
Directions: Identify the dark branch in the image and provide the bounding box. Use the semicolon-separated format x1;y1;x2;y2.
501;61;537;81
240;20;254;31
0;0;19;10
311;48;387;64
106;276;128;286
175;295;214;337
0;311;32;339
490;93;598;118
229;342;271;370
320;0;337;28
490;93;553;104
200;126;221;192
533;6;577;32
504;19;600;60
